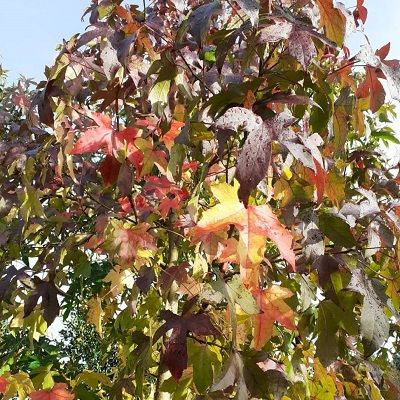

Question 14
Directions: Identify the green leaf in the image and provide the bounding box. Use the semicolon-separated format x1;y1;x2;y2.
315;301;338;366
189;343;214;393
319;213;356;248
371;129;400;145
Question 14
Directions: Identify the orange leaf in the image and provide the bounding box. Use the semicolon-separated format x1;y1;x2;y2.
192;184;295;276
163;120;185;151
252;286;296;350
315;0;346;46
30;383;74;400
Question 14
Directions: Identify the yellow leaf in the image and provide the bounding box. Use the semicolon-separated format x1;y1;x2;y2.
192;183;295;286
104;266;135;297
87;297;104;337
325;169;345;207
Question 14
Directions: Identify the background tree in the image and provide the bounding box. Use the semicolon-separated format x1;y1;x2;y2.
1;0;400;399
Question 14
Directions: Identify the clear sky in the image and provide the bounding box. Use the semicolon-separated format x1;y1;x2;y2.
0;0;399;83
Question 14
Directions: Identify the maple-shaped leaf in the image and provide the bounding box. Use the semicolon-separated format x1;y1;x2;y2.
105;220;157;262
144;176;188;217
0;376;9;394
24;277;60;325
252;286;296;350
104;265;135;296
70;112;113;155
214;107;279;203
70;113;143;171
134;137;167;177
315;0;346;47
155;310;219;380
192;183;295;277
356;43;400;108
30;383;74;400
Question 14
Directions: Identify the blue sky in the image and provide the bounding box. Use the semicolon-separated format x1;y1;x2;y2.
0;1;399;82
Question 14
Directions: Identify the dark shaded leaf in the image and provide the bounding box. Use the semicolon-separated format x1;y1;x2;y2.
188;1;222;46
319;213;357;248
157;310;218;380
24;277;61;325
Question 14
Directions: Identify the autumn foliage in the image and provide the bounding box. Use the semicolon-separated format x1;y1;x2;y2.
1;0;400;399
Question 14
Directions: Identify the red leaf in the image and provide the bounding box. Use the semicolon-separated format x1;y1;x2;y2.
192;184;296;277
356;68;385;113
107;221;157;262
307;160;327;204
70;112;113;155
0;377;9;394
30;383;74;400
376;42;391;61
99;155;121;185
355;0;368;24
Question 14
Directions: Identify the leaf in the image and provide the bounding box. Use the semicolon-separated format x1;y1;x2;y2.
319;213;356;248
104;266;135;296
215;108;292;203
356;67;385;113
70;113;142;164
188;1;222;46
333;106;348;153
163;120;185;151
300;209;324;261
74;371;112;389
315;301;339;366
99;155;121;185
30;383;74;400
252;286;296;350
156;310;219;380
347;269;390;356
235;119;272;204
226;275;260;315
192;183;295;274
355;0;368;24
259;19;292;42
87;296;104;337
0;377;9;394
190;344;214;393
315;0;346;47
235;0;259;26
2;372;34;400
70;112;113;155
325;169;346;207
105;221;157;262
24;278;60;326
288;30;316;69
210;352;248;399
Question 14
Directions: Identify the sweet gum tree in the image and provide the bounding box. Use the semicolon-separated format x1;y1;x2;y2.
1;0;400;398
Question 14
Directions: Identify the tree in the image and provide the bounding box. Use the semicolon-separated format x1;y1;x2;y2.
1;0;400;398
